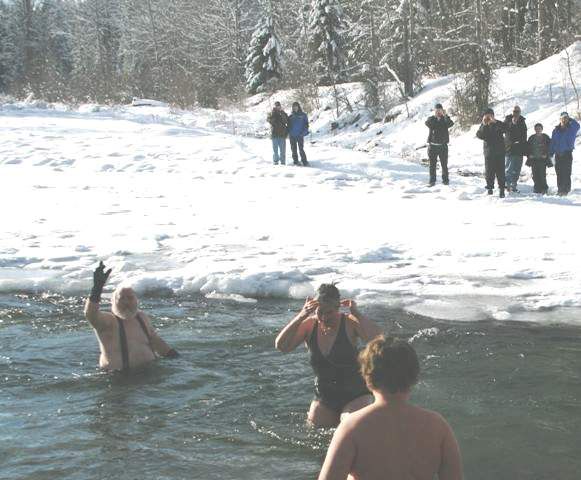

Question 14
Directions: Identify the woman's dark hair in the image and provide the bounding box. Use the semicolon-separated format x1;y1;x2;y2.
359;336;420;394
292;101;302;111
315;283;340;306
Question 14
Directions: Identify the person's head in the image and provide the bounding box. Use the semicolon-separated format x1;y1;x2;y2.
112;286;138;319
359;335;420;395
560;112;569;127
512;105;521;118
315;283;341;324
534;123;543;134
483;107;495;121
434;103;444;117
274;101;282;111
292;101;302;113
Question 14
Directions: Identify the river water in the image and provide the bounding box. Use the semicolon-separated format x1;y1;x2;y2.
1;293;580;480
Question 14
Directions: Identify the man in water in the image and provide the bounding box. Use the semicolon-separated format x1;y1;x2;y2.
84;261;178;371
318;336;463;480
275;284;382;427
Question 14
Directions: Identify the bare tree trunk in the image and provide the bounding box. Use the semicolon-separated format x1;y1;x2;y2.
145;0;161;94
22;0;34;86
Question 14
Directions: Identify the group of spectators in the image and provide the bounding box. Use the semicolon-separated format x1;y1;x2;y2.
476;107;579;197
267;100;580;198
426;103;579;198
425;103;580;197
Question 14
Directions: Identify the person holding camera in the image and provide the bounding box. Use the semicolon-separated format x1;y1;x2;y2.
425;103;454;186
274;284;382;428
476;108;508;198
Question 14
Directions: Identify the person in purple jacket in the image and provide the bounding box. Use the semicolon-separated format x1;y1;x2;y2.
288;102;310;166
550;112;580;196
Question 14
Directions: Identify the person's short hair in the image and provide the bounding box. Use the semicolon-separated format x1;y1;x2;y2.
534;123;543;129
359;336;420;394
484;107;494;116
274;101;281;107
434;103;443;110
315;283;340;306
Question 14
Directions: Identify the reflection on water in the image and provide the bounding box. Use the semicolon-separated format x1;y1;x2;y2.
1;293;581;479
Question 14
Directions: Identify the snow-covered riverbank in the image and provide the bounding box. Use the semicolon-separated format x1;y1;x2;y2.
1;43;580;323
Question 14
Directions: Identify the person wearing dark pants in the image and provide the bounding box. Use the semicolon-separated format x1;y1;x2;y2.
476;108;507;198
504;105;527;192
550;112;580;196
425;103;454;186
288;102;310;166
554;152;573;194
526;123;551;194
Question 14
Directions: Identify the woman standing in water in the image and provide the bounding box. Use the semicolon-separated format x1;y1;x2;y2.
275;284;382;427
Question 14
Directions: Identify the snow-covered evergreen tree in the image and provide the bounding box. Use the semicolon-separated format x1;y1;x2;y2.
308;0;347;86
245;15;283;94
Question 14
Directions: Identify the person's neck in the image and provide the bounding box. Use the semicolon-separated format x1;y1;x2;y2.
320;313;341;332
373;390;410;408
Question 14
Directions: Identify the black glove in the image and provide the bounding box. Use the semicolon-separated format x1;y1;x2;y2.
90;261;112;303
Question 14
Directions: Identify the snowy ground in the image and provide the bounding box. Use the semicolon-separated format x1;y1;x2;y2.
1;43;580;324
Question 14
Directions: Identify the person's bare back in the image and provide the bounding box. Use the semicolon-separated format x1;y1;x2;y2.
324;400;461;480
318;336;462;480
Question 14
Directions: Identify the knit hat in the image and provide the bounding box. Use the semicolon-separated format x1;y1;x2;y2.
560;111;569;118
484;108;494;116
434;103;443;109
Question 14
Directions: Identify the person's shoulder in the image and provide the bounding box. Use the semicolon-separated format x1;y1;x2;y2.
411;405;449;425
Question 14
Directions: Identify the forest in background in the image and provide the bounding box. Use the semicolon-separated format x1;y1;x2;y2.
0;0;579;122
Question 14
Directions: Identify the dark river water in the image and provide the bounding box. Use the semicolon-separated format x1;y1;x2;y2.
1;293;580;480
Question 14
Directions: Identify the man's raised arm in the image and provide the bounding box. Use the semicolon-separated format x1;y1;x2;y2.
84;261;112;331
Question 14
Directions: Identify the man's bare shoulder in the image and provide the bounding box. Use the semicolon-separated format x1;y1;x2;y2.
92;310;116;329
410;405;452;433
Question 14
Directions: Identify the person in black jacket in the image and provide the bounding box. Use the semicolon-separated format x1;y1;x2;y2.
425;103;454;186
267;101;289;165
504;105;527;192
525;123;552;194
476;108;507;198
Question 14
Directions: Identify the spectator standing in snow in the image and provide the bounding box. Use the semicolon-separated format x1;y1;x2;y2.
425;103;454;186
476;108;508;198
504;105;528;192
525;123;552;194
550;112;580;196
288;102;310;166
267;101;289;165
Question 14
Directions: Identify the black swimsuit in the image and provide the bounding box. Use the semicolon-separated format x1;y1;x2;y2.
308;315;370;413
115;313;154;370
